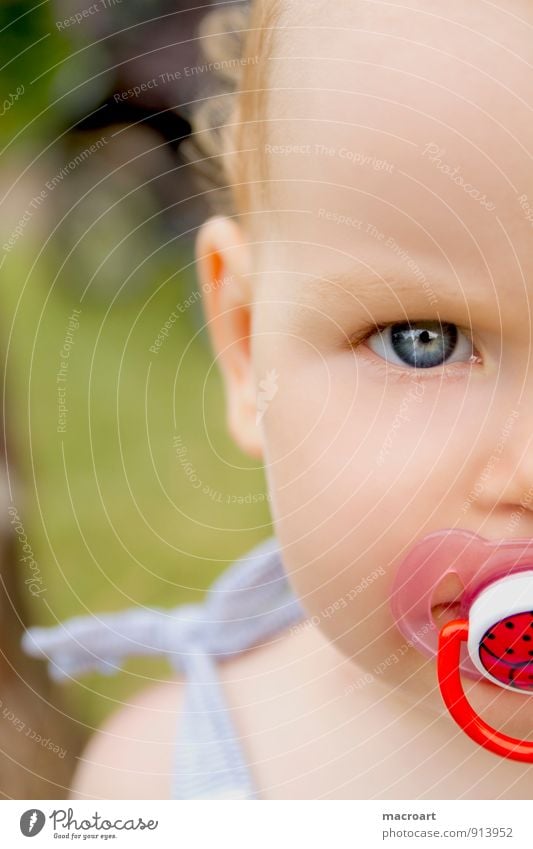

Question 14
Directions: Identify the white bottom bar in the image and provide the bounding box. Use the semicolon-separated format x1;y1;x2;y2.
1;799;529;848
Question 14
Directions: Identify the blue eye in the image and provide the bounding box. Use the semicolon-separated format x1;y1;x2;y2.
366;321;474;369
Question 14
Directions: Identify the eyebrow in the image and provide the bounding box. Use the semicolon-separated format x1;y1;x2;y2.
302;263;489;320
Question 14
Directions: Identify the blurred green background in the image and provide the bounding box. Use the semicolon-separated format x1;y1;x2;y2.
1;0;270;729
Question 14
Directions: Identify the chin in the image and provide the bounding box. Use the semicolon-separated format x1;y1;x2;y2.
466;677;533;740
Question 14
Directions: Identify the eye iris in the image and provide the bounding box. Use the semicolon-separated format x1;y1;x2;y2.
390;321;458;368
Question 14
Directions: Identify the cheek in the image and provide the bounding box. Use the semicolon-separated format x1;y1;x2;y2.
262;338;478;537
259;338;482;655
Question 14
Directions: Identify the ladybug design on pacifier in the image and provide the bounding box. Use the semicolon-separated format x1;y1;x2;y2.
479;612;533;690
464;571;533;695
390;530;533;762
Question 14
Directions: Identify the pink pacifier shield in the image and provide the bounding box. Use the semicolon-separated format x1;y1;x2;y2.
390;529;533;681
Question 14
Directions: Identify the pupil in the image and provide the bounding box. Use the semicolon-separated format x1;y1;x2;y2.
390;321;458;368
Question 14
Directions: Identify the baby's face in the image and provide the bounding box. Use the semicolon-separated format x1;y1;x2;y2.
242;0;533;727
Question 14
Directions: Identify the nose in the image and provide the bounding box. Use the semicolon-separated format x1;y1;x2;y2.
469;410;533;520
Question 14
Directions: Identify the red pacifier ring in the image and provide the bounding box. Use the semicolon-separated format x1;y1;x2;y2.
438;617;533;762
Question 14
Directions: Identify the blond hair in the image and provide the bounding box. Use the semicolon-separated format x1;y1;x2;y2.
181;0;282;218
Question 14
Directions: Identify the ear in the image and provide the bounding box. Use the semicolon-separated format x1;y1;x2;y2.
196;215;263;459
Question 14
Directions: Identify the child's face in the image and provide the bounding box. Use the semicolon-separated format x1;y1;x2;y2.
199;0;533;730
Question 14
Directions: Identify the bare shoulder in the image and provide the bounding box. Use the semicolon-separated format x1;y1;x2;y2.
70;622;331;801
70;679;184;800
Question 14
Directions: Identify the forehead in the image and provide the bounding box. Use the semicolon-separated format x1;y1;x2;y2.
258;0;533;306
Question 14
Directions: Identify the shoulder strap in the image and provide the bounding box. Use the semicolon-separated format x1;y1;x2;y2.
172;651;259;799
21;535;304;680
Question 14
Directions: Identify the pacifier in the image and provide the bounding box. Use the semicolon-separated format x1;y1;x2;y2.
390;529;533;761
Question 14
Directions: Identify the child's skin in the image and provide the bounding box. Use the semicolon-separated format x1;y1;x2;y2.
72;0;533;798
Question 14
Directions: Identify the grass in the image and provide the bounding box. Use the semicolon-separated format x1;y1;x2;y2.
3;229;272;728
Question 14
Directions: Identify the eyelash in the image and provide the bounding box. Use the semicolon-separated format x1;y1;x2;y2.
348;321;482;378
